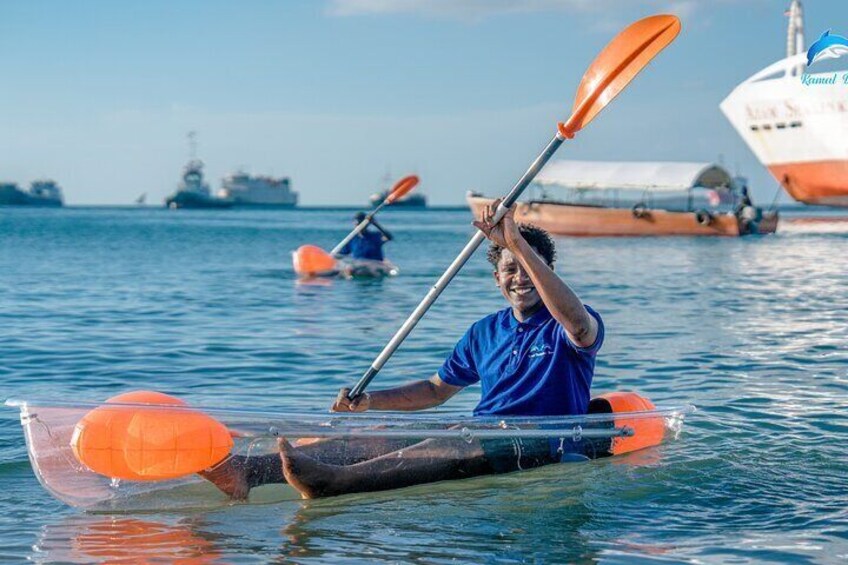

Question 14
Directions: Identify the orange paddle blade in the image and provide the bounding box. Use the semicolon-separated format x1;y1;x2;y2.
560;14;680;137
292;244;338;277
71;391;233;481
385;175;419;204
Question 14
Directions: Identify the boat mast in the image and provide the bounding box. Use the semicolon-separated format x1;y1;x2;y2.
187;131;198;161
786;1;804;58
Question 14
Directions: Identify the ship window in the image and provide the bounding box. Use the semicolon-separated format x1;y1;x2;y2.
750;125;759;131
776;123;786;129
762;124;772;130
790;121;802;128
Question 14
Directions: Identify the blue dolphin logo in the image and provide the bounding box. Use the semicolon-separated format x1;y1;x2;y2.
807;30;848;67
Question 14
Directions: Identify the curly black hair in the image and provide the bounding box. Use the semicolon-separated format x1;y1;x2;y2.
486;223;556;269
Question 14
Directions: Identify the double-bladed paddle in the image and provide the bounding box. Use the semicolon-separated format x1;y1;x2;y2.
330;175;419;256
348;14;681;399
292;174;419;277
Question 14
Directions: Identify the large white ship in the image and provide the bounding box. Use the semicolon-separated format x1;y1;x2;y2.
720;1;848;206
218;172;298;208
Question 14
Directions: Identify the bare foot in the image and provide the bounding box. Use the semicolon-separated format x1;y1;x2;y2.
198;457;250;501
279;438;342;499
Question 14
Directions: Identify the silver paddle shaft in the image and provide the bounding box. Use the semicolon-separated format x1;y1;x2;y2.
349;131;566;399
329;200;390;256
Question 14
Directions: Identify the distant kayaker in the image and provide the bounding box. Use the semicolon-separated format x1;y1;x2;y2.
336;212;393;261
202;200;602;499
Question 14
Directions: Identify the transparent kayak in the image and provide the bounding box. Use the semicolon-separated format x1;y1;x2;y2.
338;257;399;279
5;394;694;511
291;245;399;279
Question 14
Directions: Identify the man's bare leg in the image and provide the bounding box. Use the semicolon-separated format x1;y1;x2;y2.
279;437;491;499
200;437;415;499
199;457;252;500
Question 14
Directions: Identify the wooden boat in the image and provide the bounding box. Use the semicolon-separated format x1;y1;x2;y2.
468;161;778;237
468;195;778;237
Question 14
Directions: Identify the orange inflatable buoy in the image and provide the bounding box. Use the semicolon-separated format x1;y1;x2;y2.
588;391;665;455
70;391;233;481
292;245;338;277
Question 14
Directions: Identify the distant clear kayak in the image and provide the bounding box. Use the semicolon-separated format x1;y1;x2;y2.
339;258;399;279
5;392;693;511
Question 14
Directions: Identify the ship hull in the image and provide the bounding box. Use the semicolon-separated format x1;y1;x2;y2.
228;201;297;209
0;185;62;207
369;194;427;208
720;54;848;207
767;160;848;206
165;191;232;210
467;196;777;237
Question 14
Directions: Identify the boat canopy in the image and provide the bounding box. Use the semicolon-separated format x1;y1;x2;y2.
535;161;734;193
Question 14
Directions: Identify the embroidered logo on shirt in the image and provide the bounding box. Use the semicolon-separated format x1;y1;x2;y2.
528;344;553;359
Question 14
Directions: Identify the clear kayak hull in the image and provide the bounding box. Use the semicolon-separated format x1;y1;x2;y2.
5;396;693;511
291;245;398;279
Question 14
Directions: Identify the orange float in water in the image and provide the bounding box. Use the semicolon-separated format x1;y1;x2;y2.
292;244;338;277
70;391;233;481
589;391;665;455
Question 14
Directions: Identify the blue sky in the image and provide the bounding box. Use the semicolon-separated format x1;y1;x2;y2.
0;0;844;205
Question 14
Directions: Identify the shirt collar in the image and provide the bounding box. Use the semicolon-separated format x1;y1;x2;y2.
502;304;552;329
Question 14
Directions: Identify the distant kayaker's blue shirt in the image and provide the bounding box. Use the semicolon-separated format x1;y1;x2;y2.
438;305;604;417
339;230;385;261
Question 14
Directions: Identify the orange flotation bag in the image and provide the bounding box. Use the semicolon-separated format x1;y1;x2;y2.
70;391;233;481
588;391;664;455
292;245;338;277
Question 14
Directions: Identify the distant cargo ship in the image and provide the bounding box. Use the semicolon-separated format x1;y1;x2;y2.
0;180;64;207
720;1;848;206
217;171;297;207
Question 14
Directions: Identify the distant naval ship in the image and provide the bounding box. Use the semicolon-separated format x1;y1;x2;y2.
0;180;64;207
165;132;232;209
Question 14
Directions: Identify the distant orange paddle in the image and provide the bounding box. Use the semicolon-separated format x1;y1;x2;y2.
291;174;420;277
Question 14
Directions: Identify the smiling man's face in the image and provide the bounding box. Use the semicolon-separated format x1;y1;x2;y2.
494;248;543;317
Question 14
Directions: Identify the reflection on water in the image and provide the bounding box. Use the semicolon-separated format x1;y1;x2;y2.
37;517;222;564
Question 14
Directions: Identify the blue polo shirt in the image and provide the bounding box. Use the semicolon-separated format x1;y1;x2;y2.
339;230;385;261
438;305;604;417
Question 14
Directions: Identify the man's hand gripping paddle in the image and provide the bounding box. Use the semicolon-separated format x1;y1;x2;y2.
346;14;681;400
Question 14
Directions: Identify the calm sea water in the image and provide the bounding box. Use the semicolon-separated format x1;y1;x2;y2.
1;206;847;564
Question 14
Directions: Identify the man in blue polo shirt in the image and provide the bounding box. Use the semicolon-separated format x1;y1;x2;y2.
337;212;393;261
274;199;603;498
202;200;602;499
